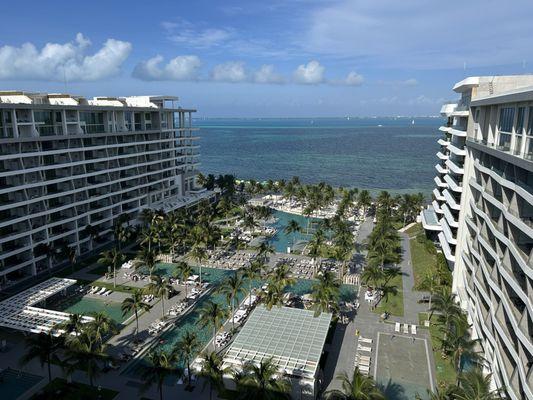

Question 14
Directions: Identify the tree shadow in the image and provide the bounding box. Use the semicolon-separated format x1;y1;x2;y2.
377;378;407;400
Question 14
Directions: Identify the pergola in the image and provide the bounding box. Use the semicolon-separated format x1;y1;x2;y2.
0;278;92;334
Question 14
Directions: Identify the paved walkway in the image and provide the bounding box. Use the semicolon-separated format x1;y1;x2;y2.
398;232;430;325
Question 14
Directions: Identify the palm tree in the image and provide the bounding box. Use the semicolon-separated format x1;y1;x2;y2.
442;322;483;377
84;224;99;249
19;331;61;383
262;281;285;310
198;300;228;351
86;312;117;346
146;275;173;318
455;368;504;400
34;243;55;273
199;352;228;400
357;190;372;217
98;248;125;288
219;273;245;331
121;289;151;338
269;263;296;289
325;368;385;399
361;265;385;290
173;261;194;299
189;225;209;284
256;242;275;263
136;246;157;275
430;287;462;342
61;243;77;274
237;358;291;399
284;219;301;248
63;332;106;388
175;330;200;388
141;350;179;400
58;313;84;335
242;260;263;307
311;270;341;316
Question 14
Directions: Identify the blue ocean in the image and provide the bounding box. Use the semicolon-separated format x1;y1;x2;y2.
195;117;443;195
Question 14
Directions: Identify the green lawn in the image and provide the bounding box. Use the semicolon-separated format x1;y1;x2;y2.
409;226;438;290
372;274;404;317
419;312;457;387
404;223;424;237
31;378;118;400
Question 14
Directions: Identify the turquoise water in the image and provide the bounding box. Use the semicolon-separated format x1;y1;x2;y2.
197;117;443;195
125;263;357;376
267;209;320;252
0;368;43;400
54;296;132;323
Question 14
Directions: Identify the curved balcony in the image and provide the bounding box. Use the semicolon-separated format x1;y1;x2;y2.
445;159;464;175
442;203;459;228
440;217;457;245
432;200;444;214
435;163;448;174
448;143;466;156
449;127;467;137
438;232;455;263
437;138;450;146
439;126;452;133
443;189;461;211
434;176;448;188
433;188;445;201
444;174;463;193
436;151;449;160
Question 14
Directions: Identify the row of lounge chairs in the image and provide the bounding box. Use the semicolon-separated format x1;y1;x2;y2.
215;331;232;347
354;335;373;375
148;319;169;335
87;286;113;296
395;322;417;335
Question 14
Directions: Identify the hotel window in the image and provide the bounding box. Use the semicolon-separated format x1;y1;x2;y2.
527;107;533;136
498;107;515;132
498;107;514;151
514;107;526;155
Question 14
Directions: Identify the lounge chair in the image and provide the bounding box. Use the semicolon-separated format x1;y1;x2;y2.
357;345;372;352
357;358;370;366
359;337;373;344
395;322;400;333
411;325;417;335
403;324;409;334
358;364;370;373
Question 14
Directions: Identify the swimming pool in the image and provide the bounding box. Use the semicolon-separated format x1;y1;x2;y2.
123;263;357;377
0;368;43;400
51;296;132;324
267;210;321;252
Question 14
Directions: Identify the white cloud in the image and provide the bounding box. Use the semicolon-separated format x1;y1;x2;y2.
401;78;418;86
211;61;248;83
344;71;364;86
133;55;201;81
304;0;533;69
0;33;131;81
293;60;324;84
254;65;284;84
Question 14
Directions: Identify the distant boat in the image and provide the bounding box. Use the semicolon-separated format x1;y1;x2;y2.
411;119;415;125
377;124;383;127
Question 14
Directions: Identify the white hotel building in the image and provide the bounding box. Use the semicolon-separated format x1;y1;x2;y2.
0;91;212;286
424;76;533;399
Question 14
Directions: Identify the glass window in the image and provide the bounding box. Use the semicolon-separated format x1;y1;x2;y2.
516;107;525;134
498;107;515;133
527;107;533;136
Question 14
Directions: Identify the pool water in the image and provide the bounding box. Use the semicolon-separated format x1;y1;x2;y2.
53;296;132;323
0;368;43;400
124;263;357;377
268;210;321;252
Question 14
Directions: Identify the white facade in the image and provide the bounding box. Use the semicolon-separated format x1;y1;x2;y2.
0;91;208;285
448;77;533;400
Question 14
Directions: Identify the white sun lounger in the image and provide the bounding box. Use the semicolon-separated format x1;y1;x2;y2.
358;355;371;361
359;337;373;344
403;324;409;334
357;358;371;366
411;324;417;335
358;364;370;373
395;322;400;332
357;345;372;352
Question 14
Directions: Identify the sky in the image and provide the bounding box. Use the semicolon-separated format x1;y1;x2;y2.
1;0;533;117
